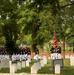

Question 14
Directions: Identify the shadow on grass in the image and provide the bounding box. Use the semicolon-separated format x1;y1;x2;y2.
15;59;39;73
38;66;54;74
61;66;74;75
0;68;9;73
38;66;74;75
15;67;30;73
38;59;74;75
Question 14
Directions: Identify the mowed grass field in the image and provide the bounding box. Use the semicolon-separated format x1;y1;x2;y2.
0;59;74;75
38;59;74;75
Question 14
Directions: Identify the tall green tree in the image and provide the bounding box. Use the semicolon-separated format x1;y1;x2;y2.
17;0;53;51
65;0;74;52
50;0;74;57
0;0;21;54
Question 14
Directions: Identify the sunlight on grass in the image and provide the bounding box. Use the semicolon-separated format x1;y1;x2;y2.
64;59;70;66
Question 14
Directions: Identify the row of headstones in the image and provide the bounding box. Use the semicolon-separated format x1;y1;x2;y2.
0;56;48;74
49;55;74;66
53;59;74;75
65;55;72;59
0;60;60;75
48;54;74;59
1;55;74;74
0;55;60;75
0;59;30;73
14;58;74;75
41;58;61;74
64;55;74;66
31;56;61;74
10;60;30;73
31;56;47;74
54;55;74;74
9;61;29;73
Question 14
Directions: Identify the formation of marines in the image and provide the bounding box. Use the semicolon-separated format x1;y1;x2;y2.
50;46;62;59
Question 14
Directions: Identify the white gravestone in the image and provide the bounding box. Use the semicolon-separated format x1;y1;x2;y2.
26;60;29;66
17;62;22;70
9;60;12;73
65;55;70;59
38;62;41;69
22;61;26;68
10;64;16;73
0;62;1;70
13;63;17;71
55;64;60;74
42;56;47;64
35;63;40;71
31;63;38;74
37;62;41;69
9;61;16;73
1;59;9;68
70;56;74;66
40;60;44;67
31;65;35;74
9;60;12;66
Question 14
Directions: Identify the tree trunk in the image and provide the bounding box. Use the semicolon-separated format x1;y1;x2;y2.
62;37;65;58
73;43;74;53
32;21;37;52
32;43;37;52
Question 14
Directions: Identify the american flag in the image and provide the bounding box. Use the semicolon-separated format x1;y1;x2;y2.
53;31;57;48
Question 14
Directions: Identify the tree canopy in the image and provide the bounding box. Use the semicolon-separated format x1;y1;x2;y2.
0;0;74;53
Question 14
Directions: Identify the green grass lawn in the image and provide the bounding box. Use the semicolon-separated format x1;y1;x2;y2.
15;59;40;73
38;59;74;75
0;59;39;73
0;68;9;73
0;59;74;75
